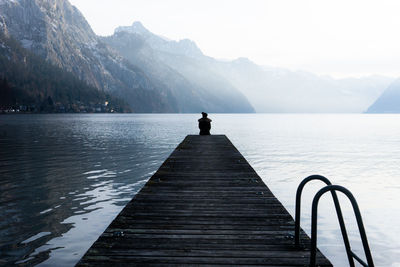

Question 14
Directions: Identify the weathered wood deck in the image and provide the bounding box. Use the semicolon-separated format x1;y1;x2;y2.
77;135;332;266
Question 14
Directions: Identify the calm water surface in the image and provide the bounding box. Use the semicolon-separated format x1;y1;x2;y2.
0;114;399;266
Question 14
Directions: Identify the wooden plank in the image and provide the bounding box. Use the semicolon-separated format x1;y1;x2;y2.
77;135;332;266
79;256;331;266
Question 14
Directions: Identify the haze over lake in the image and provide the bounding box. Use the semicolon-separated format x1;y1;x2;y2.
1;114;399;266
2;1;400;265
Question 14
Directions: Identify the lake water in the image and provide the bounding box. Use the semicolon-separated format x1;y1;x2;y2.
0;114;399;266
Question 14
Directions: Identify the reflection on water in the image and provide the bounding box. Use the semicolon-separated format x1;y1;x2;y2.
0;114;399;266
0;114;194;266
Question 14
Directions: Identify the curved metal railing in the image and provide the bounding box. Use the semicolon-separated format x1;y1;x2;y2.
295;175;374;267
295;175;352;265
310;185;374;267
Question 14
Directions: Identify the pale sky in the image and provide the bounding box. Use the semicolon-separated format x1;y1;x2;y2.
69;0;400;78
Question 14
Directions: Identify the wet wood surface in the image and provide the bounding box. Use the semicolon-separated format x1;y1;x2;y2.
77;135;332;266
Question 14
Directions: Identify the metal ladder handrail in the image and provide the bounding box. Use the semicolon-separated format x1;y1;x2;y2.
310;185;374;267
295;175;353;265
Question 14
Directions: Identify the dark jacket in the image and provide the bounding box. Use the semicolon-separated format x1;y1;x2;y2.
198;118;212;135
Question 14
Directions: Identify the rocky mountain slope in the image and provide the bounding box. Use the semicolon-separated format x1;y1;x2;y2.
0;0;178;112
0;0;393;113
107;22;392;113
0;32;129;112
103;22;254;113
366;79;400;113
0;0;254;113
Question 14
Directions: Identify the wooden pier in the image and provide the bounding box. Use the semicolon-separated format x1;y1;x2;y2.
77;135;332;266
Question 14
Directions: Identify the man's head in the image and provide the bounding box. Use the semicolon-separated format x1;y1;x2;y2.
201;112;208;118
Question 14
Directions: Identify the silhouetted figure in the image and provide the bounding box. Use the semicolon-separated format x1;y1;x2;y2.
198;112;212;135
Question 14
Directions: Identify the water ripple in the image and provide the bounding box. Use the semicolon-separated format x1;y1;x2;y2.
0;114;399;266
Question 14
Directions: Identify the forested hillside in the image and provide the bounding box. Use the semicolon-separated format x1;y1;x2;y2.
0;33;130;113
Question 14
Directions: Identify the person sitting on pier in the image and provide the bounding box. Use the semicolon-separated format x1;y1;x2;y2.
198;112;212;135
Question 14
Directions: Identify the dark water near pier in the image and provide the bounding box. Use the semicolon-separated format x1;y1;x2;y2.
0;114;399;266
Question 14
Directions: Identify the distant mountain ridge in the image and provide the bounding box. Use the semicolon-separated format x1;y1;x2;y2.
103;22;254;113
108;21;393;113
211;59;393;113
115;22;204;59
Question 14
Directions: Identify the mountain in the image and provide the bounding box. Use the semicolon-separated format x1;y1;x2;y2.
205;58;392;113
0;0;172;112
366;79;400;113
0;0;392;113
0;0;255;113
103;22;255;113
115;22;204;58
0;32;130;112
106;22;392;113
